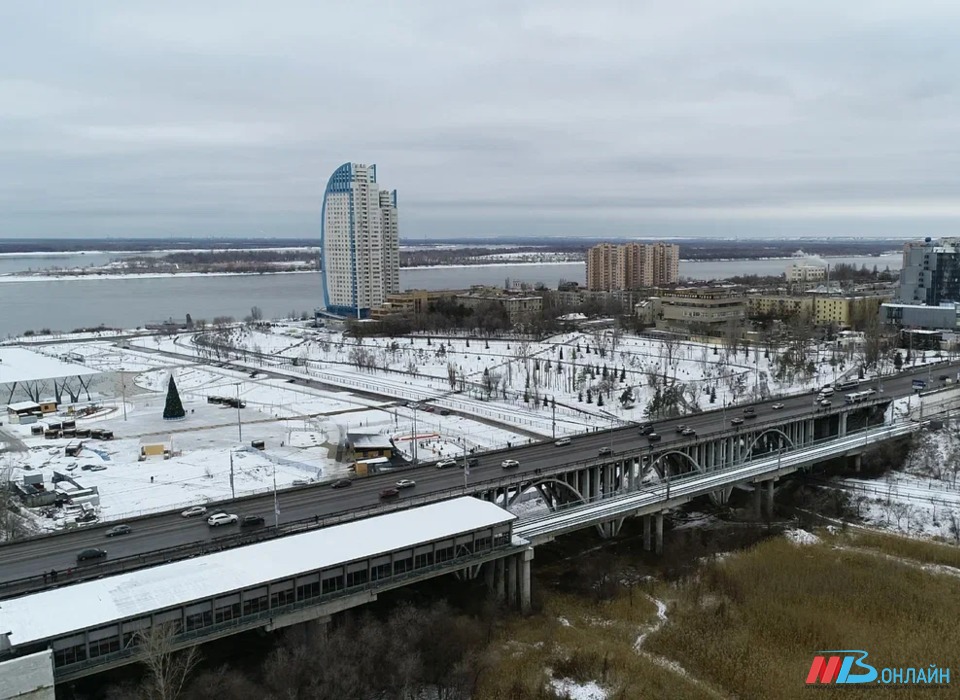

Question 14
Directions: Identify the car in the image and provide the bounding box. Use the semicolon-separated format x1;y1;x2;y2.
467;457;479;468
554;437;571;447
771;403;785;410
681;428;697;436
435;459;458;469
637;424;654;435
395;479;416;489
292;479;313;486
439;409;451;416
647;432;662;442
819;398;832;407
77;548;107;563
105;524;131;537
207;512;239;527
423;406;436;413
379;487;400;499
88;465;107;472
501;459;520;469
285;378;297;384
744;411;758;419
80;464;96;471
331;478;353;489
939;375;949;381
743;407;756;415
181;505;207;518
598;446;614;456
731;417;744;426
675;424;687;434
240;515;265;528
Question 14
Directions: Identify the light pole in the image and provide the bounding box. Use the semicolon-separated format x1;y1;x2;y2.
120;363;127;421
411;404;419;466
462;437;469;490
234;382;243;442
272;462;279;528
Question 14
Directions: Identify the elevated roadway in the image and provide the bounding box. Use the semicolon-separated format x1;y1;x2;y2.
0;361;952;592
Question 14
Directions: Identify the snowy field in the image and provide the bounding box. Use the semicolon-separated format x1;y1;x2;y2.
132;323;872;441
0;336;531;531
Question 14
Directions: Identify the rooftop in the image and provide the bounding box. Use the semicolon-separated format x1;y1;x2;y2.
0;347;98;385
0;497;515;648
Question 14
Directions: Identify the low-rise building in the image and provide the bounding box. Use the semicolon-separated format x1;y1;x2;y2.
348;432;395;460
746;295;814;320
455;287;543;324
655;288;746;332
881;302;960;331
786;262;827;286
369;289;457;320
6;401;40;424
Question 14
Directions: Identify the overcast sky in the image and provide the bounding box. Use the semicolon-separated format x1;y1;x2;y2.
2;1;960;240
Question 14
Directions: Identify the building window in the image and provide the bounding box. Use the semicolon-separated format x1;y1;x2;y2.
296;581;321;601
270;589;296;608
346;569;368;587
88;636;121;658
185;611;212;631
243;595;268;616
214;603;241;624
414;552;434;569
54;645;87;667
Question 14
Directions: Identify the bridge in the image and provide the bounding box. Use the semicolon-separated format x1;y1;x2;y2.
1;361;951;599
0;411;927;688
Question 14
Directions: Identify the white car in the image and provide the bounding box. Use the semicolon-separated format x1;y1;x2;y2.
554;437;571;447
395;479;417;489
771;403;785;410
501;459;520;469
181;505;207;518
207;512;239;527
435;459;457;470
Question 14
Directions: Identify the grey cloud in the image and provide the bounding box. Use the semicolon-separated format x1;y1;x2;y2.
2;1;960;238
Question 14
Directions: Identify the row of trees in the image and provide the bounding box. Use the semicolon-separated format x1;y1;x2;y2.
106;601;495;700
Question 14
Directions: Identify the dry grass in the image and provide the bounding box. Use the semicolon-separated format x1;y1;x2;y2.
646;535;960;700
846;529;960;569
476;590;715;700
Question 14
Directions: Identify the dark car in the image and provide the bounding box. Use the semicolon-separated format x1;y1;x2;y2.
675;424;687;433
77;548;107;563
467;457;479;468
647;432;662;442
379;488;400;499
638;424;654;435
105;524;131;537
598;446;614;456
241;515;265;528
743;407;756;415
731;417;744;426
681;428;697;437
331;478;353;489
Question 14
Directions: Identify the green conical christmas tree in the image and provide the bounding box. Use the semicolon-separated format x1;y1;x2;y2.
163;375;186;420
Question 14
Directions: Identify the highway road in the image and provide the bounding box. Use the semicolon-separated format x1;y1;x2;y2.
0;360;954;586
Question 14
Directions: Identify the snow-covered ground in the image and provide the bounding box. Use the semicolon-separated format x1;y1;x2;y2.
0;337;531;531
137;324;869;441
840;420;960;541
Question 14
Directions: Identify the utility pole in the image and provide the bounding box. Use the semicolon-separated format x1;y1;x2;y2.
551;399;556;439
229;451;235;499
462;438;468;490
272;462;279;528
120;364;127;421
412;404;418;466
235;382;243;442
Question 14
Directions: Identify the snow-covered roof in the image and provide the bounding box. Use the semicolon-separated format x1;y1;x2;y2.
0;497;514;647
0;347;98;385
6;401;40;412
350;433;394;449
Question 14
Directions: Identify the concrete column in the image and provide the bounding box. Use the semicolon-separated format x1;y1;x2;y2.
496;558;506;601
484;560;495;592
506;556;517;608
519;549;533;614
643;514;652;551
853;453;862;473
593;467;601;499
839;413;847;437
655;513;664;555
753;482;762;518
583;467;591;503
763;479;775;519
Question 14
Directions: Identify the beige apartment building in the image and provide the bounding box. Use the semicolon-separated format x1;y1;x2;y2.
586;242;679;291
655;288;745;331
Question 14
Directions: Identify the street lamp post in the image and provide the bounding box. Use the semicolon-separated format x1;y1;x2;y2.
411;404;419;466
235;383;243;442
272;462;279;528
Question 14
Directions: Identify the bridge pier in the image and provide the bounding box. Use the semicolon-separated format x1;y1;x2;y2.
839;413;848;437
643;514;652;551
654;513;664;555
520;548;533;614
852;453;862;473
763;479;775;519
752;482;762;518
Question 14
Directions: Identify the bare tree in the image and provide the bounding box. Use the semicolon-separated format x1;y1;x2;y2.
135;622;201;700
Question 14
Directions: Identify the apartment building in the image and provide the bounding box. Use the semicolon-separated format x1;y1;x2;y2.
585;242;679;291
